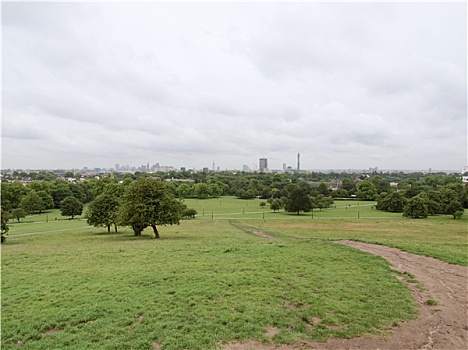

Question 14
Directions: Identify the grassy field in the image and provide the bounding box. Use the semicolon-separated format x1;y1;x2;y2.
2;197;466;349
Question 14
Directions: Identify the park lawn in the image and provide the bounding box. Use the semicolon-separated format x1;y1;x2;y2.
184;197;401;220
2;219;417;350
6;209;90;236
232;216;468;266
186;197;468;265
2;196;466;349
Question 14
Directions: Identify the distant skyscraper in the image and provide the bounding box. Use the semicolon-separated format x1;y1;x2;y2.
259;158;268;173
297;153;300;171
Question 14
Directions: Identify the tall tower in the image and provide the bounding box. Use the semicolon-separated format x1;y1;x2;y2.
259;158;268;173
297;153;300;171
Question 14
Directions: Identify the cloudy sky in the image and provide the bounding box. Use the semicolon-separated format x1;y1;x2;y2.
2;1;467;171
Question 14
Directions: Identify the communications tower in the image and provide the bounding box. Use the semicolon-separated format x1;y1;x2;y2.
297;153;300;171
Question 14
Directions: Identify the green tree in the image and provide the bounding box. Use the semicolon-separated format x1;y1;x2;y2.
440;188;461;215
11;208;26;222
403;194;428;219
177;183;193;198
19;190;43;214
86;193;120;233
1;181;29;210
356;180;377;200
370;176;390;194
51;182;74;208
119;178;185;238
1;207;9;243
37;190;55;211
426;190;442;215
341;178;355;192
285;187;312;215
314;194;334;211
376;191;407;213
317;182;330;196
270;200;281;212
182;208;197;219
259;201;266;209
60;196;83;219
193;183;211;199
331;189;349;198
444;200;464;219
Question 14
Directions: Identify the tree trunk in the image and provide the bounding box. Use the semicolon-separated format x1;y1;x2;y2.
114;224;118;233
107;225;111;233
151;224;160;239
132;224;144;236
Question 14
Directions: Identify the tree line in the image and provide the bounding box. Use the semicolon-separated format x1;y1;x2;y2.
2;170;466;241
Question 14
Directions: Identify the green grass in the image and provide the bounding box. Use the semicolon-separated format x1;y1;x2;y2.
2;197;466;349
185;197;468;265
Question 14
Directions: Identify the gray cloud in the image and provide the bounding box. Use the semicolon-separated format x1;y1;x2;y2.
2;2;466;171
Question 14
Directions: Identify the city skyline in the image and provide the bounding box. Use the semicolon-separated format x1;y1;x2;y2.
2;156;463;175
2;2;466;171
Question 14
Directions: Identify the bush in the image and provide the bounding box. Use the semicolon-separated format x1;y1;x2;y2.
183;208;198;219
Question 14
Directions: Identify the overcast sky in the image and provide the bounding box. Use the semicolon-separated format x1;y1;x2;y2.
2;1;467;171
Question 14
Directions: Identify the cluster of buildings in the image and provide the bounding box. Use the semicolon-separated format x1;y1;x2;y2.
3;155;465;178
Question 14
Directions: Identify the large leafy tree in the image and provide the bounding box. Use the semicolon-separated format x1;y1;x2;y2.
1;182;29;210
37;190;55;211
285;187;312;215
11;208;26;222
119;178;185;238
86;193;120;233
60;196;83;219
314;194;334;211
193;183;212;199
19;190;43;214
51;182;74;208
376;191;407;213
356;180;377;200
403;194;428;219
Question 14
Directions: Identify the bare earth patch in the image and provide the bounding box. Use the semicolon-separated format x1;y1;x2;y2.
222;240;468;350
235;226;274;239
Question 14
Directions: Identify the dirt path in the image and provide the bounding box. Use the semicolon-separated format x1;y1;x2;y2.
223;240;468;350
234;225;275;239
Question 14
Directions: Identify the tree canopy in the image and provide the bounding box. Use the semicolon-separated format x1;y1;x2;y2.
60;196;84;219
285;187;312;215
119;178;185;238
86;193;120;233
403;194;428;219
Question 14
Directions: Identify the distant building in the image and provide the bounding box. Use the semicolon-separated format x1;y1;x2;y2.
259;158;268;173
243;165;250;172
